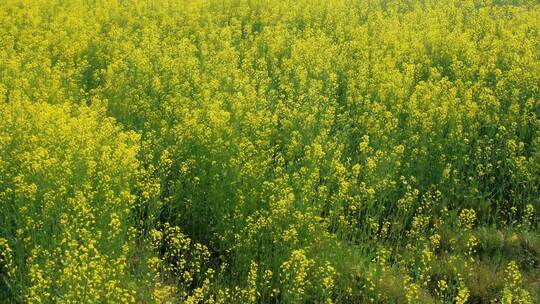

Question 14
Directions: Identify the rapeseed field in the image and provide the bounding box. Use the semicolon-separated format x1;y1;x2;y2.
0;0;539;303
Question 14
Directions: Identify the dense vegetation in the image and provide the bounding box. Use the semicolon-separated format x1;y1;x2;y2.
1;0;539;303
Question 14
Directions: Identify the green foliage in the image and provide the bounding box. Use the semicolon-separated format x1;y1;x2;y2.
0;0;539;303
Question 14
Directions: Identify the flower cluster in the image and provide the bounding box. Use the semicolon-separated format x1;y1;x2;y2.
1;0;539;303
